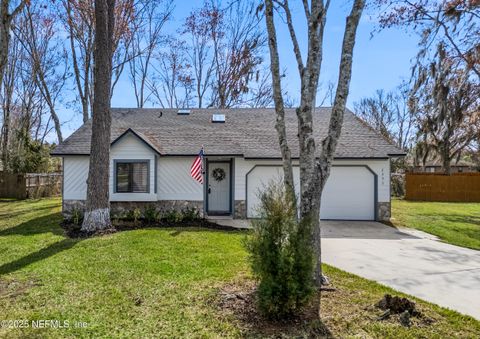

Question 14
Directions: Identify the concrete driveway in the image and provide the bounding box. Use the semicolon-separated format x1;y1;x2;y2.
321;221;480;320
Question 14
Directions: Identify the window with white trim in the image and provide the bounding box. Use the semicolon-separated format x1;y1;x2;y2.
115;161;149;193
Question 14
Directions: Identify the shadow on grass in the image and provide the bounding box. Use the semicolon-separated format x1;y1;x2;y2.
0;238;79;276
0;212;80;276
0;212;64;237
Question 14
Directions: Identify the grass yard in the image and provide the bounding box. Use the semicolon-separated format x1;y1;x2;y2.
0;198;479;338
392;199;480;250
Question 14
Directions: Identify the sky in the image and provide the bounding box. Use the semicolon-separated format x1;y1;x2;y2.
59;1;420;140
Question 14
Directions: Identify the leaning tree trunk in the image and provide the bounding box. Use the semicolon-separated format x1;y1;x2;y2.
81;0;116;232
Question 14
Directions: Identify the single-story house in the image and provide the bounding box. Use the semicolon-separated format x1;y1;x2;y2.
51;108;405;221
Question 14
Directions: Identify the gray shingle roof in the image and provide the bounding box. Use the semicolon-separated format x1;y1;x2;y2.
51;107;405;158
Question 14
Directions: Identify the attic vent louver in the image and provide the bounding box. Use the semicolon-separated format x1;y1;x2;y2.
212;114;225;123
178;109;191;115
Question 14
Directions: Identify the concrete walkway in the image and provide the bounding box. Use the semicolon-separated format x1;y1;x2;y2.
321;221;480;320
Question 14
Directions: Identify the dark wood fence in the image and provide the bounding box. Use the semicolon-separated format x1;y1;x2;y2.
0;172;62;199
0;173;27;199
405;173;480;202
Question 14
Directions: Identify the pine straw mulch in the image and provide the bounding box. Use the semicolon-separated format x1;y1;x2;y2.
213;275;439;338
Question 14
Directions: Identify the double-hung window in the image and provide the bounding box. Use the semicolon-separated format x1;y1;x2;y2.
115;160;149;193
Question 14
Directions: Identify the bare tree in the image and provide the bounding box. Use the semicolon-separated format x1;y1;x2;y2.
243;69;273;108
182;5;216;108
81;0;116;232
1;12;58;173
211;0;266;108
13;4;67;143
0;0;27;90
1;0;27;169
1;28;18;169
412;43;480;174
60;0;95;123
264;0;366;292
355;90;396;142
127;0;172;108
149;38;194;108
354;84;415;150
60;0;135;122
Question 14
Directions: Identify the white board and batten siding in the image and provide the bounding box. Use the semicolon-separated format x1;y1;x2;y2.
238;158;390;220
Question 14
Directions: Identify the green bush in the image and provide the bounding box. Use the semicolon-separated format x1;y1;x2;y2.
245;181;314;319
163;210;183;223
126;208;142;225
391;174;405;197
70;207;83;226
143;206;160;223
181;207;200;222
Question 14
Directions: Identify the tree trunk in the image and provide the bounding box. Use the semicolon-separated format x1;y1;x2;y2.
442;145;451;175
264;0;365;290
0;0;26;86
1;106;9;170
1;1;26;170
264;0;296;206
311;0;365;284
0;2;9;92
81;0;116;232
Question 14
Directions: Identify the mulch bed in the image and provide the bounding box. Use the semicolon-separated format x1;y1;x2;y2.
61;218;247;238
215;280;332;338
214;279;435;338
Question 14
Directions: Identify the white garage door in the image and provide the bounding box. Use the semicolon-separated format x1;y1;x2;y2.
246;166;375;220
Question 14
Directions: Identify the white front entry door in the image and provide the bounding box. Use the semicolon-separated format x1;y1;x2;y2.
207;162;231;215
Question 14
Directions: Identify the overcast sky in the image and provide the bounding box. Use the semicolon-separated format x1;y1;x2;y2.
59;1;419;140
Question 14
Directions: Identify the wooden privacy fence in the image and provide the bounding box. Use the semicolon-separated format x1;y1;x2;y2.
405;173;480;202
0;172;62;199
0;172;27;199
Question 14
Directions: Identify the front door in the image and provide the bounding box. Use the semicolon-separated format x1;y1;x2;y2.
207;161;231;215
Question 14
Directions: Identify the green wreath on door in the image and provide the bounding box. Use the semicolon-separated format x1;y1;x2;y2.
212;168;226;182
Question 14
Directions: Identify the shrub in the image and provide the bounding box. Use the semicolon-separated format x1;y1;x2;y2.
245;181;314;319
71;207;83;225
132;208;142;225
144;205;160;224
181;207;200;222
163;210;183;223
391;174;405;197
126;208;142;225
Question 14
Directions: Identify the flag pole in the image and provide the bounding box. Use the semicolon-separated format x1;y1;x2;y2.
201;145;205;183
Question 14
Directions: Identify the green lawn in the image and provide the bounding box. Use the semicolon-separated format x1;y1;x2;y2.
392;199;480;250
0;198;479;338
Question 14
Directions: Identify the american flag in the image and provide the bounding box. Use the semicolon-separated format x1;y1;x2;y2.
190;148;204;183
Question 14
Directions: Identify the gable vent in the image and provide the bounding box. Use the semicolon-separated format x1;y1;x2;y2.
212;113;225;123
177;109;191;115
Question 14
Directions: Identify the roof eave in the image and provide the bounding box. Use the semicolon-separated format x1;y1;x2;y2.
111;128;162;155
